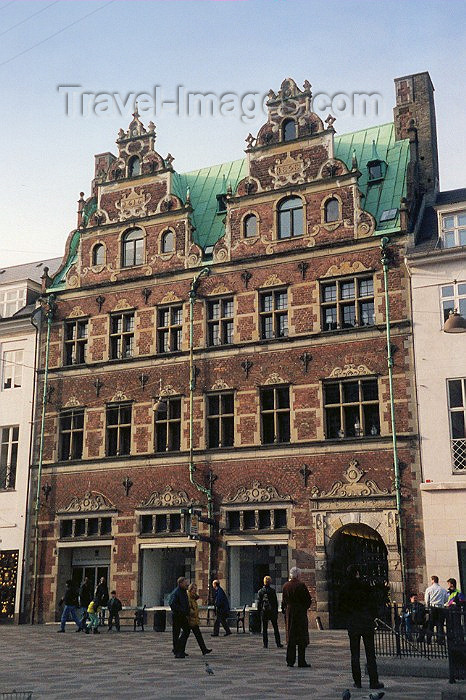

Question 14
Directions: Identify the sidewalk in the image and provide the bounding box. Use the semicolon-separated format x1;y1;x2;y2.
0;625;462;699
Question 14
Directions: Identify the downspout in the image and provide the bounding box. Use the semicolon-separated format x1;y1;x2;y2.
188;268;213;599
380;238;407;602
31;294;55;624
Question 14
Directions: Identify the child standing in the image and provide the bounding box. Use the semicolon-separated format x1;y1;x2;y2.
107;590;123;632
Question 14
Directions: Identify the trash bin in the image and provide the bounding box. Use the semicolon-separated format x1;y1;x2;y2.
153;610;166;632
249;609;261;634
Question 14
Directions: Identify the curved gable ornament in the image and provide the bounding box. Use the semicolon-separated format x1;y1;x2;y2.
328;364;372;378
59;490;116;514
225;480;291;504
264;372;286;385
139;485;191;508
310;460;392;503
322;261;369;278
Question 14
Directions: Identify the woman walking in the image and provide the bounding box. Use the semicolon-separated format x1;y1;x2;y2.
188;583;212;655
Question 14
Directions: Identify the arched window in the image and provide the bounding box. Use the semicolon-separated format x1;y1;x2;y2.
244;214;258;238
92;243;105;266
161;229;174;253
277;197;303;239
122;228;144;267
324;198;340;223
128;156;140;177
282;119;297;142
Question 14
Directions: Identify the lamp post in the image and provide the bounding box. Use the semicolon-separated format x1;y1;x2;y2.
380;237;407;602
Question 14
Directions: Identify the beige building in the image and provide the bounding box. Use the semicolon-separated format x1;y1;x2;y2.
407;188;466;591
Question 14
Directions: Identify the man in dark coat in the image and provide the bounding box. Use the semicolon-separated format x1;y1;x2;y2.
169;577;191;658
57;579;81;632
282;567;312;667
257;575;283;648
211;579;232;636
78;576;92;630
339;565;384;690
94;576;109;626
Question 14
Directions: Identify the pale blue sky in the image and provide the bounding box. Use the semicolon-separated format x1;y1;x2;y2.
0;0;464;266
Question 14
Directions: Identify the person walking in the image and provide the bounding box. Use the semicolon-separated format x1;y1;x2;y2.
211;580;231;637
57;579;82;633
187;583;212;655
257;576;283;649
78;576;92;631
282;567;312;668
169;577;191;658
339;565;384;691
94;576;109;626
424;575;448;643
85;599;101;634
107;590;123;632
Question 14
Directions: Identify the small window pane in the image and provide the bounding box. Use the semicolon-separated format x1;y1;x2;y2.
277;413;290;442
274;509;287;528
343;382;359;403
155;514;168;532
322;284;337;302
75;520;85;537
325;198;340;223
458;213;466;226
258;510;271;529
208;395;219;415
443;216;454;230
170;514;181;532
244;215;257;238
362;379;378;401
277;387;289;409
141;515;153;533
283;119;296;141
261;389;274;410
209;302;220;320
359;278;374;297
326;406;341;438
451;412;465;439
88;518;98;536
292;208;303;236
364;405;380;435
441;286;455;298
324;383;340;405
262;414;274;444
61;520;73;538
275;292;288;310
324;307;337;330
222;394;234;414
100;518;111;535
360;301;375;326
228;511;240;529
460;230;466;246
162;230;174;253
444;232;455;248
341;281;355;299
243;511;255;529
342;304;356;327
458;283;466;295
344;405;360;437
261;294;273;312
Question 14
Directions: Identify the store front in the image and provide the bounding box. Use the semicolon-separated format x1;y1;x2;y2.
140;543;196;607
228;542;289;608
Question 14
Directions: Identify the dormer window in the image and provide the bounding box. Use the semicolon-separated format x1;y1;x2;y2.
368;162;383;180
128;156;141;177
244;214;258;238
282;118;297;142
216;194;227;213
366;140;386;182
324;198;340;223
441;211;466;248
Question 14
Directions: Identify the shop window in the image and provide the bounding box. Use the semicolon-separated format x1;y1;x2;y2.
110;311;134;359
277;196;303;239
320;275;375;331
207;298;234;346
64;319;88;365
260;386;290;444
324;377;380;439
259;289;288;339
106;402;132;456
157;305;183;353
59;408;84;461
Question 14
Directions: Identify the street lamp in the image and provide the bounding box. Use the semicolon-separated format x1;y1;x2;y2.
443;309;466;333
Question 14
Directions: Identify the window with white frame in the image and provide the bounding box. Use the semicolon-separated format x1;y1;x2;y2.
441;211;466;248
0;287;27;318
0;426;19;489
2;349;23;389
447;378;466;472
440;283;466;323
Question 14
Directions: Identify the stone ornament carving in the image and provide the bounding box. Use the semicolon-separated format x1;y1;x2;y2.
160;385;177;396
112;298;132;312
210;379;231;391
160;291;181;304
208;284;232;296
58;490;116;514
322;261;369;278
64;396;80;408
68;306;86;319
225;480;291;504
115;188;151;221
328;364;372;378
313;512;325;546
261;274;284;288
111;390;128;402
264;372;286;385
310;460;390;500
269;152;311;188
214;246;229;264
140;485;191;508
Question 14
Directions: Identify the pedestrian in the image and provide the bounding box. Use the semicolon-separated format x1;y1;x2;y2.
57;579;82;633
85;599;101;634
94;576;109;626
339;565;384;691
424;575;448;643
187;583;212;655
211;579;232;637
445;578;465;607
282;567;312;668
402;593;426;641
78;576;92;631
169;577;191;658
445;577;465;638
107;590;122;632
257;575;283;649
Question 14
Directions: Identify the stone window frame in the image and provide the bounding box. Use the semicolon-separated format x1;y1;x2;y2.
59;407;85;462
127;155;141;178
258;287;289;340
319;273;375;332
276;195;305;240
121;227;145;268
0;425;19;490
259;384;291;445
206;296;234;347
321;193;343;227
447;377;466;473
138;509;186;537
64;317;89;366
205;390;235;449
109;309;135;360
160;228;175;254
154;395;182;453
157;303;183;354
242;211;260;240
322;375;380;439
59;514;113;540
1;347;23;390
91;241;106;268
105;401;132;457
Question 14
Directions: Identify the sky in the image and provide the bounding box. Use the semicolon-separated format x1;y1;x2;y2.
0;0;465;267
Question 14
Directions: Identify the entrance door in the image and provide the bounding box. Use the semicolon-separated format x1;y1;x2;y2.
328;523;389;629
0;550;19;622
71;565;109;597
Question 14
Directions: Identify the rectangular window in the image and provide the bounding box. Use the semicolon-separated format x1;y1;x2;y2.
60;517;112;539
259;289;288;339
155;397;181;452
106;403;132;456
260;386;290;444
448;378;466;472
140;514;153;534
228;511;240;530
110;312;134;360
59;408;84;461
2;349;23;389
321;276;375;331
207;298;234;346
0;287;27;318
324;377;379;439
441;211;466;249
440;283;466;323
157;305;183;353
0;426;19;489
64;319;88;365
243;510;256;529
206;392;234;448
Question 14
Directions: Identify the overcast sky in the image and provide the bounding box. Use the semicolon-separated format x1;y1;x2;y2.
0;0;464;267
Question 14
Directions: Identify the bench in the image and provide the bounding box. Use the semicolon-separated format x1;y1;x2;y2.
111;606;146;631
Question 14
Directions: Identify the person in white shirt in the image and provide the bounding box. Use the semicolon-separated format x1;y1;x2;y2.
424;575;448;642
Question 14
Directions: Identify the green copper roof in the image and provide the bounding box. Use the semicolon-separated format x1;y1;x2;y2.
50;123;408;290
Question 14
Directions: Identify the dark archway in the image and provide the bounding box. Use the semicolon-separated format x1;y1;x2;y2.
328;523;389;629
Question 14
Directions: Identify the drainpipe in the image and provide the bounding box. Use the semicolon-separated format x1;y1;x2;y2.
188;267;213;599
30;294;56;624
380;238;407;602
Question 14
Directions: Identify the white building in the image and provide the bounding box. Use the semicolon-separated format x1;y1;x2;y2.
407;188;466;592
0;259;60;622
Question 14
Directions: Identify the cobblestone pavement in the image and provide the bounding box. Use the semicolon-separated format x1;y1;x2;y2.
0;624;461;699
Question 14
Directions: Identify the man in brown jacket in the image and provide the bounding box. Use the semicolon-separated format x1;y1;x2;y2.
282;567;312;668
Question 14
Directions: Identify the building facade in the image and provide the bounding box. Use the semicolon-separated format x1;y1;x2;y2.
407;188;466;590
0;259;59;622
28;73;439;627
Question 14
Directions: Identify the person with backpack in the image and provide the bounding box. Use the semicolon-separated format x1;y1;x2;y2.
257;575;283;649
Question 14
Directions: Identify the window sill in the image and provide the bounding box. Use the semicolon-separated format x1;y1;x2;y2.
59;535;114;542
139;531;184;538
